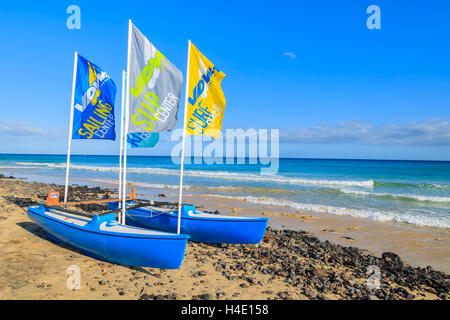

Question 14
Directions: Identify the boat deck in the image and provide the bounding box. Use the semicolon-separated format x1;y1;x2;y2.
36;206;183;236
138;206;266;220
45;209;90;226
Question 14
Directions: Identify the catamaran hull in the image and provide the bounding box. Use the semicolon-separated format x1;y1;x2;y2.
27;205;189;269
124;205;269;244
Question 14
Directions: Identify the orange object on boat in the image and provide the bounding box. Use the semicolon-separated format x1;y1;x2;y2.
129;187;136;200
45;187;136;206
46;191;60;205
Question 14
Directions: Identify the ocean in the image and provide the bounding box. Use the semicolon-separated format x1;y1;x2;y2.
1;154;449;229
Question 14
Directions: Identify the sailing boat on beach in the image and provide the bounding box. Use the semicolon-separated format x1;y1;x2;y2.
113;27;269;244
27;51;189;269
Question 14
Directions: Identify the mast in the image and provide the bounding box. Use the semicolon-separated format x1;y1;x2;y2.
64;51;78;204
121;20;132;225
118;70;126;219
177;40;192;234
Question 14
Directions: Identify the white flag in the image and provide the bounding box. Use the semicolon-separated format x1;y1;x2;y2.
127;22;183;133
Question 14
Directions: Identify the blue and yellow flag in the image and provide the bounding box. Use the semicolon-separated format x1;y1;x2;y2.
72;55;117;140
185;42;226;139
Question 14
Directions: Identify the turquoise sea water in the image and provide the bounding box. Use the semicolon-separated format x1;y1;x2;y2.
1;154;449;228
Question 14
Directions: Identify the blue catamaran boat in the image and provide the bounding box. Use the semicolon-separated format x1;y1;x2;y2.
109;201;269;244
27;203;189;269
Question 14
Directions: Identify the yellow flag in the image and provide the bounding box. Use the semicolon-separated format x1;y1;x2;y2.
185;42;226;139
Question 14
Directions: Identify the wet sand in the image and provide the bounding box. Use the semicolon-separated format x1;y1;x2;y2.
0;176;448;300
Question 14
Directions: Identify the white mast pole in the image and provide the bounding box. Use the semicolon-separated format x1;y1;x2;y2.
177;40;192;234
121;20;132;225
64;51;78;204
118;70;126;218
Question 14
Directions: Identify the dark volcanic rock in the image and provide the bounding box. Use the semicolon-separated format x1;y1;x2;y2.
244;227;449;300
382;252;403;267
197;293;213;300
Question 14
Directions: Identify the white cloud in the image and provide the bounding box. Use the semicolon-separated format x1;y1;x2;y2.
0;121;46;136
283;52;296;59
280;118;450;146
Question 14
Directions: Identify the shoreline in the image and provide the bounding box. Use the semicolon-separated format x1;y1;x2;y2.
35;172;448;273
1;162;449;229
2;170;449;272
0;176;448;300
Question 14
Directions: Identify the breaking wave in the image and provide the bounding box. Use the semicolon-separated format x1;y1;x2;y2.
210;195;450;229
339;188;450;204
11;162;375;188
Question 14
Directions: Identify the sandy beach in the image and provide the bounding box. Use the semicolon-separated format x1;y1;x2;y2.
0;176;448;300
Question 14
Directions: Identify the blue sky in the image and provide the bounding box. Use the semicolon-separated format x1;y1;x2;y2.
0;0;449;160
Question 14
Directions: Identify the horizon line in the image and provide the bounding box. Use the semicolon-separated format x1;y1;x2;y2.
0;153;449;163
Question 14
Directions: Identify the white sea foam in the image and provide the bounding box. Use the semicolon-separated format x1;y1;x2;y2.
3;162;449;228
207;194;450;229
11;162;375;188
339;188;450;204
0;165;40;170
